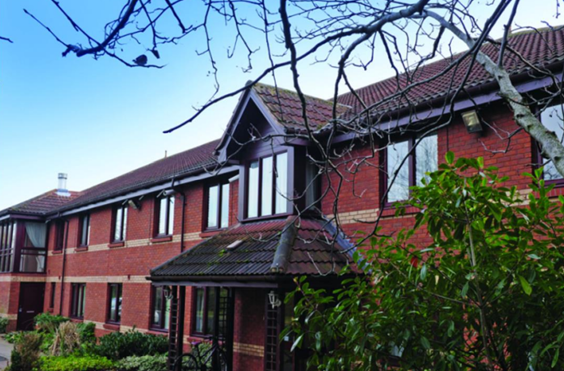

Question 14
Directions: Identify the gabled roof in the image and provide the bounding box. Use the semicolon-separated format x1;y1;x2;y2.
337;27;564;115
150;216;356;281
252;83;350;130
0;189;82;218
53;140;221;213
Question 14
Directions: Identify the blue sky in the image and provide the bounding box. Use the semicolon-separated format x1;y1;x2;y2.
0;0;559;210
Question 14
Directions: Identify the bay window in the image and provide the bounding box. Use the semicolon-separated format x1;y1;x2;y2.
0;221;16;273
156;195;174;236
384;134;438;203
247;152;288;218
207;182;229;229
20;222;47;273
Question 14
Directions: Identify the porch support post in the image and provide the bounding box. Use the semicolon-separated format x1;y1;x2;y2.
225;289;235;371
212;286;221;370
167;286;178;371
176;285;186;369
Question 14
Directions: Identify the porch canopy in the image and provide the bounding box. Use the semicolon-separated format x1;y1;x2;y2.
149;216;356;288
148;216;357;371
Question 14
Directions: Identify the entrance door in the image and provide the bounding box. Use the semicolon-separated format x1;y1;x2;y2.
17;283;45;330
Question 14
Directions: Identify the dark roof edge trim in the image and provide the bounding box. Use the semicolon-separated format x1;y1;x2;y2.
216;89;286;163
332;69;563;144
150;279;280;288
55;165;239;217
0;213;45;222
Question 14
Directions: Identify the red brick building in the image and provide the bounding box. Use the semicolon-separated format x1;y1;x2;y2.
1;28;564;371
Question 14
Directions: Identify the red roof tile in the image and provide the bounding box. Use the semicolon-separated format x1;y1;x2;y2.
337;27;564;115
0;190;82;217
55;140;221;212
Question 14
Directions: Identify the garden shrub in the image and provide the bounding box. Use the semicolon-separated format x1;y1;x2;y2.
40;355;115;371
116;354;167;371
8;332;42;371
34;312;70;333
51;321;81;356
0;317;8;334
77;322;97;345
96;329;168;360
4;331;24;344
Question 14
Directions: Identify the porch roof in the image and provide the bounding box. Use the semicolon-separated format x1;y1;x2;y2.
149;216;357;282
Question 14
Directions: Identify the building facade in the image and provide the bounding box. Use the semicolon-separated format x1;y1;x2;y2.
1;28;564;371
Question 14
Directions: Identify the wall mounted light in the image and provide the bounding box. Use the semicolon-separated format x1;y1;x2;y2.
163;286;174;301
128;199;141;210
461;110;483;133
268;290;281;309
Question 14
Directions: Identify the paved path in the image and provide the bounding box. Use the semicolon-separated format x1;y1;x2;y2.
0;337;13;370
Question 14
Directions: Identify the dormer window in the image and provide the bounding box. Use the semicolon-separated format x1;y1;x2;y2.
247;152;288;218
207;181;230;230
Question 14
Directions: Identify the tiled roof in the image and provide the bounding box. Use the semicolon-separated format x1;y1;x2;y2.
252;83;350;130
54;140;221;213
0;190;82;217
337;27;564;115
150;216;356;280
250;28;564;130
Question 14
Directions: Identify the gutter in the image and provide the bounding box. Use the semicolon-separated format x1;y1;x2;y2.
52;165;238;218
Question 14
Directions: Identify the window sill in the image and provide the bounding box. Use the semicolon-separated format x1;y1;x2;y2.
150;236;172;243
103;323;120;331
200;229;226;238
75;247;88;253
108;242;125;248
70;317;84;323
242;213;292;223
52;250;63;255
147;328;168;335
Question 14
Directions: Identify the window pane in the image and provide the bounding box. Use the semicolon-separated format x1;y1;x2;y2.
387;141;410;202
24;222;47;248
114;209;122;241
164;295;171;330
207;186;219;228
153;287;162;325
416;134;438;186
195;288;205;333
206;288;217;334
80;286;86;317
262;156;273;216
541;104;564;180
19;252;45;273
248;161;259;218
158;198;167;235
167;197;175;235
220;184;229;229
122;208;128;240
275;153;288;214
110;286;117;321
81;216;90;246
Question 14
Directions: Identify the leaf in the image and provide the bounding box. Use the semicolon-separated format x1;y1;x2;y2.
518;275;532;296
420;264;427;281
552;347;560;368
528;254;541;260
291;334;303;352
446;151;455;164
421;336;431;349
460;282;469;298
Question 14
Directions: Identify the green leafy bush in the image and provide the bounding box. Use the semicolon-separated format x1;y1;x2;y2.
116;354;167;371
40;355;115;371
34;313;70;333
4;331;24;344
96;329;168;360
0;317;8;333
8;332;42;371
77;322;97;345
